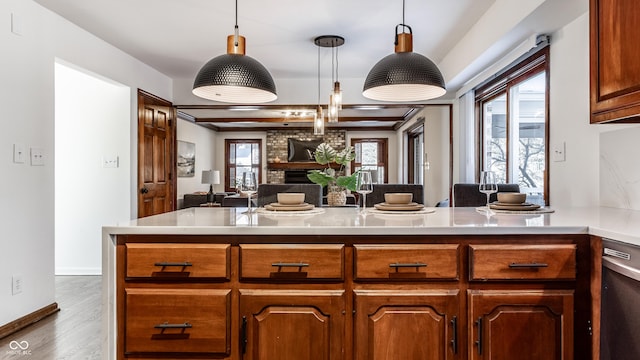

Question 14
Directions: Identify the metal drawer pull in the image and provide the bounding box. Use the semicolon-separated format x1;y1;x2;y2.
154;322;192;330
154;262;193;267
509;262;548;268
476;317;483;355
451;316;458;354
271;262;309;268
389;262;427;270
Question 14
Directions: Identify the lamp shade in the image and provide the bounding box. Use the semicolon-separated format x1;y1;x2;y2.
211;170;221;185
201;170;214;184
193;53;277;103
363;52;446;102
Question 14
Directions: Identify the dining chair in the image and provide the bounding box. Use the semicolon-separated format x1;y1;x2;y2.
359;184;424;207
452;183;520;207
256;184;323;207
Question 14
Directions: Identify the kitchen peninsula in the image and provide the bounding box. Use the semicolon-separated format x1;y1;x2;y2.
102;206;640;360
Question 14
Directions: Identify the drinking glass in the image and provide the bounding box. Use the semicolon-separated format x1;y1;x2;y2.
356;171;373;213
242;171;257;213
479;171;498;212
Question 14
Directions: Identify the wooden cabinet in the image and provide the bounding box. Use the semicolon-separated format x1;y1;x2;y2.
354;290;460;360
239;290;345;360
468;290;574;360
115;235;592;360
468;244;578;360
590;0;640;123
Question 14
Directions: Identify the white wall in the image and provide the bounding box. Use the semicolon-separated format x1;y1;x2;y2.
177;118;218;202
1;0;171;326
54;62;130;275
547;13;602;207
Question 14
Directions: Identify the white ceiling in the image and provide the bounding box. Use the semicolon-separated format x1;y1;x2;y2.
33;0;587;130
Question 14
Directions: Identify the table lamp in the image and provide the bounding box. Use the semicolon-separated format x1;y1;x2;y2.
201;170;220;204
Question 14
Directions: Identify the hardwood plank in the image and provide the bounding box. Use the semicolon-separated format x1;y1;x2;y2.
0;276;101;359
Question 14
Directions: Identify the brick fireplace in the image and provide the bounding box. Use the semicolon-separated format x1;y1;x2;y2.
265;129;346;183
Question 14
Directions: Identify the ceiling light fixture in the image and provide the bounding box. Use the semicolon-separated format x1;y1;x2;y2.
315;35;344;123
362;0;446;102
192;0;277;103
314;41;325;135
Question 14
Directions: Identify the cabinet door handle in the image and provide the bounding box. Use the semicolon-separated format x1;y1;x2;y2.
241;316;248;354
389;262;427;269
271;262;309;268
154;262;193;267
509;262;548;268
476;317;483;355
389;262;427;267
154;322;192;330
451;316;458;354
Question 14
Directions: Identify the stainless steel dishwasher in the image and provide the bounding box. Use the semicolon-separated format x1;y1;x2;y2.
601;238;640;360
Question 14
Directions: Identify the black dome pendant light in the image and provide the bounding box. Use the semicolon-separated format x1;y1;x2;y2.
192;0;277;103
362;0;446;102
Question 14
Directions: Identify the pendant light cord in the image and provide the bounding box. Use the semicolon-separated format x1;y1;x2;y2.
234;0;239;47
318;46;320;103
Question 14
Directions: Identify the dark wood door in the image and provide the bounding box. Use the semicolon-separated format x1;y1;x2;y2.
354;290;460;360
468;290;574;360
137;89;175;218
240;290;345;360
590;0;640;123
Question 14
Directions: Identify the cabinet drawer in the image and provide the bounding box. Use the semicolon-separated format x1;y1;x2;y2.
354;244;459;281
240;244;344;280
469;244;576;280
125;288;230;355
126;244;230;279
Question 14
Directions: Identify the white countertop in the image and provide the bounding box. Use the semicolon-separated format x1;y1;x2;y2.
103;206;640;246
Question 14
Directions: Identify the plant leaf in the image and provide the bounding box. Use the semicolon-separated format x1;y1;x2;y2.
334;146;356;165
307;170;333;187
313;143;336;165
336;172;359;192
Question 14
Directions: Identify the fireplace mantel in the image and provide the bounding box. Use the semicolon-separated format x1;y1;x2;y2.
267;162;340;170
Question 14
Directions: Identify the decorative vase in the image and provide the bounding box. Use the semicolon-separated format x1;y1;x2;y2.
326;185;347;206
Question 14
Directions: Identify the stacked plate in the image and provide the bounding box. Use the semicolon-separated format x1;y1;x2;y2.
373;202;425;211
264;202;315;211
489;202;540;211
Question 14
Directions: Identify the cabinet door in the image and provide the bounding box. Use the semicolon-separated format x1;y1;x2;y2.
354;290;460;360
468;290;574;360
590;0;640;123
240;289;345;360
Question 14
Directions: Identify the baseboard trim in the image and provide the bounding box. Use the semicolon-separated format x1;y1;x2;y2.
0;303;60;339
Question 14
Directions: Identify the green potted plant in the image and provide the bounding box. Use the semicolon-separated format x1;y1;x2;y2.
307;143;358;206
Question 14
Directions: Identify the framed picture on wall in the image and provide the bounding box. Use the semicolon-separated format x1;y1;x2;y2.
177;140;195;177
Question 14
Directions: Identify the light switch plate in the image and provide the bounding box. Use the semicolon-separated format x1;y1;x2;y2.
553;141;566;162
30;147;44;166
13;144;26;163
102;155;119;168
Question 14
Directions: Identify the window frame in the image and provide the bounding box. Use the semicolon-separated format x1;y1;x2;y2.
475;45;550;205
224;139;262;192
350;138;389;184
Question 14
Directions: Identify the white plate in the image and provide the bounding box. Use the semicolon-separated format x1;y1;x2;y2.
374;203;425;211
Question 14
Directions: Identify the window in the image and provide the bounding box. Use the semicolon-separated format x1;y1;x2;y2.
351;138;388;184
225;139;262;192
407;123;424;185
476;46;549;205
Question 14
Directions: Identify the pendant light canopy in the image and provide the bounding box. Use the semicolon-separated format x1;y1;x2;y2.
315;35;344;123
192;0;277;103
362;0;446;102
